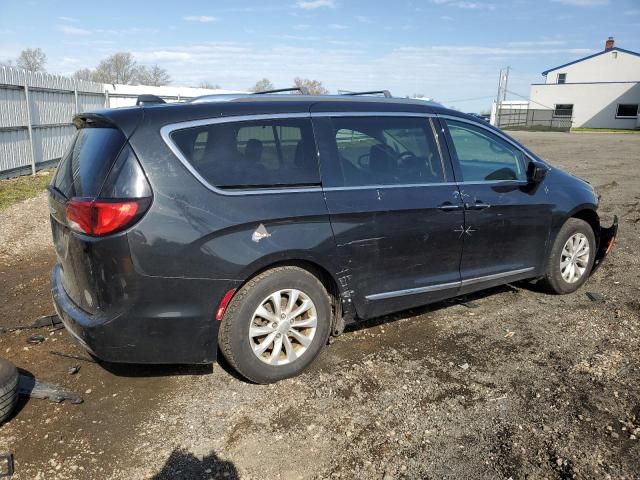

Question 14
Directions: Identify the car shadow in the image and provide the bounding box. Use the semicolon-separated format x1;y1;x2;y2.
8;368;35;421
150;447;238;480
97;361;213;378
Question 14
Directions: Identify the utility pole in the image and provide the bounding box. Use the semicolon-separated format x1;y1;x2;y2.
494;68;503;127
494;66;510;127
503;66;510;102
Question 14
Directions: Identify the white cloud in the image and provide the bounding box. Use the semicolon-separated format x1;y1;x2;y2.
296;0;336;10
57;24;92;35
183;15;217;23
551;0;608;5
328;23;348;29
292;24;312;30
355;15;373;23
431;45;593;55
507;40;567;47
126;40;593;112
430;0;496;10
57;16;79;22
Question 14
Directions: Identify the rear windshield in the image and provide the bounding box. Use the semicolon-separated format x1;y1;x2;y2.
170;118;320;189
53;127;126;198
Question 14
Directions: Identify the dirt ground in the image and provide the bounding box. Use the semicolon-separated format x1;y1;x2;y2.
0;131;638;480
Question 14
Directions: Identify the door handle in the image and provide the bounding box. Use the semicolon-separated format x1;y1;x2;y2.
438;202;463;211
464;202;491;210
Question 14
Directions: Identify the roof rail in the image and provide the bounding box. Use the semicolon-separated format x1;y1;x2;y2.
342;90;392;98
253;87;310;95
136;94;166;106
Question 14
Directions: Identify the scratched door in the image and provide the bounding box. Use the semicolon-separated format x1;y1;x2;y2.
312;114;464;319
440;117;552;290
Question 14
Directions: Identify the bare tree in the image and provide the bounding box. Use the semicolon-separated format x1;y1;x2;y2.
135;64;171;86
16;48;47;72
199;81;222;89
92;52;138;84
73;68;94;81
249;78;275;93
293;77;328;95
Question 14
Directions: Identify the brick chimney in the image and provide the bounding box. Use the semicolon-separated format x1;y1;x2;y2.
605;36;615;50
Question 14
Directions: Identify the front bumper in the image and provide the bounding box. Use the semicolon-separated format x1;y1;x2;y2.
592;215;618;274
51;265;227;364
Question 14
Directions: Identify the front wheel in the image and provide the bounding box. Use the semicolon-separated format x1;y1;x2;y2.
541;218;596;294
218;266;332;384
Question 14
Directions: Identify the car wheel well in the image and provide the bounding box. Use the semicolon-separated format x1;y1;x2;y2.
244;260;341;324
571;209;600;244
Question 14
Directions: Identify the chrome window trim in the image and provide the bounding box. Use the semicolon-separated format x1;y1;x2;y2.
311;111;435;118
365;267;534;301
324;182;457;192
438;114;537;165
160;111;535;196
160;113;320;197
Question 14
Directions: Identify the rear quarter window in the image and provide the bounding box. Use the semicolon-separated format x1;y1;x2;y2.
170;118;320;189
53;127;127;198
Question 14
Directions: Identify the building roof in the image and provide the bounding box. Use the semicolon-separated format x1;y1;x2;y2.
542;47;640;76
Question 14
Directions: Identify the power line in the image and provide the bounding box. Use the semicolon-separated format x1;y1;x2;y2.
440;95;496;104
505;89;554;110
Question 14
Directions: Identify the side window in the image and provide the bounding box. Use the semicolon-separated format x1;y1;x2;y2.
327;116;445;187
444;120;526;182
170;118;319;189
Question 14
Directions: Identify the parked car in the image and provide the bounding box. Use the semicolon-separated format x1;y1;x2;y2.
48;91;617;384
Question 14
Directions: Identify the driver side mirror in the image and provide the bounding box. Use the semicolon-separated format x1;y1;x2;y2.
527;160;550;183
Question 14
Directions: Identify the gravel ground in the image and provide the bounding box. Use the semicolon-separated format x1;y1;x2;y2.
0;131;638;479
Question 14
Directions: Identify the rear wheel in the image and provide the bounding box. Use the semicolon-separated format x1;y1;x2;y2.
218;266;332;384
541;218;596;294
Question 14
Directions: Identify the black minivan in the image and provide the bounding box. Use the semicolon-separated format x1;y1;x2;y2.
48;92;617;383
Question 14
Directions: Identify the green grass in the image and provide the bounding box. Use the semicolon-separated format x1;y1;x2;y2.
0;171;53;211
571;128;640;134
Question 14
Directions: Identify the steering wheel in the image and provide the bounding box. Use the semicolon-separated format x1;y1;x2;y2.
398;151;415;161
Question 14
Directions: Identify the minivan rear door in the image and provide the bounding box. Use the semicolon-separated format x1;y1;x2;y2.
312;112;464;319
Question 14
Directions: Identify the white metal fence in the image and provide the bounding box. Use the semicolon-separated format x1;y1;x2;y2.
0;66;239;178
0;66;105;178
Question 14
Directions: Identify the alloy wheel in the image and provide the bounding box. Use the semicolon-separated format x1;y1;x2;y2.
249;289;318;366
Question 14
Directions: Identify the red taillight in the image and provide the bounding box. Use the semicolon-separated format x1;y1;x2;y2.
215;289;237;321
66;199;141;236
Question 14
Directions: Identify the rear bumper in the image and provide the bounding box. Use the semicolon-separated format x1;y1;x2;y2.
51;265;231;364
592;215;618;274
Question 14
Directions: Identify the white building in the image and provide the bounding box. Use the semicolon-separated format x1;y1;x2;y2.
529;37;640;129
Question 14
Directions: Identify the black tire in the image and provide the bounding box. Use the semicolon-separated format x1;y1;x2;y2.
219;266;332;384
540;218;596;294
0;358;19;424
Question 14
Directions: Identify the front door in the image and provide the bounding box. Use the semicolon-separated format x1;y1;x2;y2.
313;113;464;318
440;117;552;293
